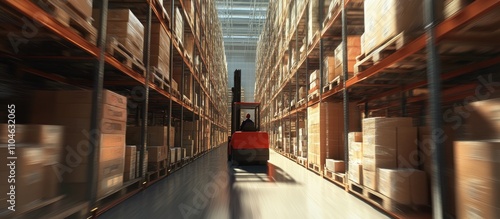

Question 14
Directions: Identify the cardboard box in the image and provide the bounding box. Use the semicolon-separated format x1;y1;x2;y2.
362;0;443;54
348;132;363;143
454;141;500;180
362;117;413;131
334;36;361;78
170;148;177;163
456;174;500;212
148;146;167;162
348;162;363;184
62;158;124;183
465;98;500;140
363;169;377;190
93;9;145;60
126;126;175;147
396;127;418;168
457;193;500;219
126;145;137;156
378;168;428;205
325;159;345;172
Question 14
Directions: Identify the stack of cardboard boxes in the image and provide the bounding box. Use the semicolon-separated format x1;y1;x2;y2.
362;117;428;205
348;132;363;184
322;56;335;85
126;126;175;165
93;9;144;61
298;128;307;157
361;0;442;56
124;146;136;181
309;70;320;93
308;0;320;45
151;23;171;80
31;89;128;200
307;102;360;170
334;36;361;77
175;7;184;44
454;98;500;218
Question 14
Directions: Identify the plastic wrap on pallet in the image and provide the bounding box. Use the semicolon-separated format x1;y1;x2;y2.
454;141;500;218
93;9;145;61
308;0;320;44
335;36;361;79
151;23;171;80
378;168;428;205
175;7;184;45
362;0;443;55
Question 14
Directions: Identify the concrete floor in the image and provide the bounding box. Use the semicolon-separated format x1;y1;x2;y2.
99;144;390;219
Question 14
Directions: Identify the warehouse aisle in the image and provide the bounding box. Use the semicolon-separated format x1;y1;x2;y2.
99;145;389;219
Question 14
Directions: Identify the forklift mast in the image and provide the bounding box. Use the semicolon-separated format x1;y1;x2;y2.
231;69;241;135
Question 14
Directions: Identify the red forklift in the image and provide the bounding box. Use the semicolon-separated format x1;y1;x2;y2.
228;69;269;164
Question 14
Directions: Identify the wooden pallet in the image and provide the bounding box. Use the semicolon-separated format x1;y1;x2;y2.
44;0;97;45
324;169;347;189
322;75;343;93
348;181;430;215
107;38;146;75
307;162;323;176
296;98;306;107
297;157;307;167
148;159;168;172
308;90;319;101
150;67;170;90
354;32;417;74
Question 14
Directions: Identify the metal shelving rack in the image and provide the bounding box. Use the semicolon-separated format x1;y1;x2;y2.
0;0;229;218
255;0;500;218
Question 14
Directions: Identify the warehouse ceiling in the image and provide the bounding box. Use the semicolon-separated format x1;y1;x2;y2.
217;0;268;55
216;0;269;101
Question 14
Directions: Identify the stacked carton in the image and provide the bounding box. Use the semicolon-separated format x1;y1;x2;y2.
298;87;307;100
362;117;418;191
0;125;63;210
322;56;335;85
307;102;360;169
325;159;345;172
454;98;500;218
454;141;500;218
308;0;320;45
378;169;428;205
298;128;307;157
175;7;184;45
348;132;363;184
124;146;136;181
31;90;127;199
151;23;171;80
334;36;361;77
362;0;442;55
309;70;320;92
127;126;174;164
93;9;144;61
